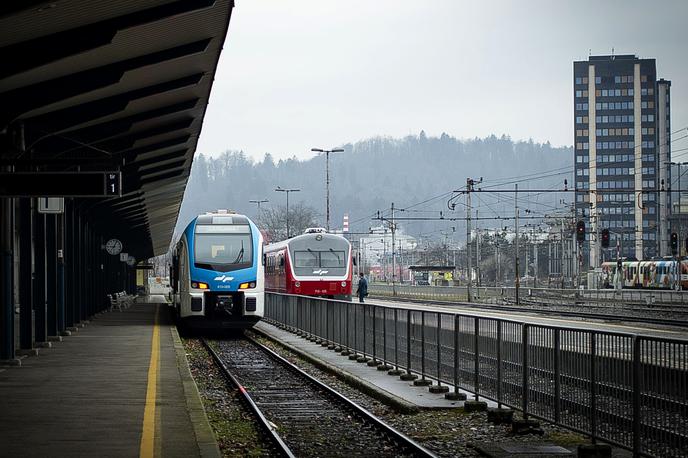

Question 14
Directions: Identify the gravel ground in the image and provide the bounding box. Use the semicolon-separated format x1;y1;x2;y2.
183;337;274;457
250;331;608;457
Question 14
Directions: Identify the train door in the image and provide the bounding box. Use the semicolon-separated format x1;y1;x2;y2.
179;237;190;315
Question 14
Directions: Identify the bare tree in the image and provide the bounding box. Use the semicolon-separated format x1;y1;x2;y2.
258;203;320;242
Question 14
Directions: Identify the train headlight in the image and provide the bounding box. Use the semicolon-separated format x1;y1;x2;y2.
191;281;209;290
239;281;257;289
341;281;347;287
295;281;301;288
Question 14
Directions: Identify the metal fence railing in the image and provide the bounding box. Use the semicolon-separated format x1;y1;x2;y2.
367;283;688;306
264;293;688;457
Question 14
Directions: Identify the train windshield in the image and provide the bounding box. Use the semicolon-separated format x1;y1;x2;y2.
293;250;346;268
194;224;253;271
289;234;350;277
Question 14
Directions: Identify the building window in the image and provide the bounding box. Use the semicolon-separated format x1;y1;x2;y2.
628;89;634;96
576;77;582;84
641;75;648;83
595;76;602;84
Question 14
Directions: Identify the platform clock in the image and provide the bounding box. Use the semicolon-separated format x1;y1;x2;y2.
105;238;123;256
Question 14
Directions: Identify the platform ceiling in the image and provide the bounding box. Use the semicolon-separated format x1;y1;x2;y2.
0;0;233;258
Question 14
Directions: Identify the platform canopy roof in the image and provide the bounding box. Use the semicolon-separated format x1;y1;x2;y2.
0;0;233;258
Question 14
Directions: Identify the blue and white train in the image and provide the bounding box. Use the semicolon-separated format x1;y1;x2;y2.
170;211;264;328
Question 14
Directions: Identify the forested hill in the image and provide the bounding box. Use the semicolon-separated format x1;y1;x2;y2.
176;132;571;239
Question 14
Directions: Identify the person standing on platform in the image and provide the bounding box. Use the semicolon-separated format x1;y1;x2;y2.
356;272;368;303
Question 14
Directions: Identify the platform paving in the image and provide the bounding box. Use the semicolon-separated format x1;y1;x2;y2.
0;296;218;458
255;321;495;410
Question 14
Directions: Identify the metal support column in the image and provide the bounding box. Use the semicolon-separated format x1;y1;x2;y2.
46;214;58;337
76;209;83;322
18;198;34;349
0;195;15;360
33;211;47;343
56;212;65;334
65;200;75;329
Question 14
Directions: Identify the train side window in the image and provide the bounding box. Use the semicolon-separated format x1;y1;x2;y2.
279;256;284;267
262;253;266;266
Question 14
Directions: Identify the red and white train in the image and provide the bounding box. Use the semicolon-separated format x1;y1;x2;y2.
264;229;353;300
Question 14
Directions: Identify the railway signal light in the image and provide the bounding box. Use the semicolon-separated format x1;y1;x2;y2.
601;229;610;248
576;220;585;243
671;232;678;255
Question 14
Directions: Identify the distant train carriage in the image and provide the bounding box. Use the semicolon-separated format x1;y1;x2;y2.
601;259;687;290
170;211;264;328
264;229;353;300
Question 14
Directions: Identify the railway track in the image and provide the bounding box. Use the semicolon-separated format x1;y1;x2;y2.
369;294;688;328
201;336;436;458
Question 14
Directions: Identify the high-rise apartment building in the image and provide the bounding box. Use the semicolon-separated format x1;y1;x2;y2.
574;55;671;265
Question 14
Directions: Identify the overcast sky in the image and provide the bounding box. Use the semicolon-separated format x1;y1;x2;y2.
196;0;688;161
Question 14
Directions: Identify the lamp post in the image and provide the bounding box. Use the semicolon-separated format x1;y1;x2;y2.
249;199;268;211
311;147;344;231
275;187;300;239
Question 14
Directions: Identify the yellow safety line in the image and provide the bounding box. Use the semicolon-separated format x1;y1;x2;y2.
140;304;160;458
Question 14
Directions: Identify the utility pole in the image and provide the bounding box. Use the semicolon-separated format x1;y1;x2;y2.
398;240;403;282
463;178;482;301
495;242;500;287
476;209;481;287
391;202;396;296
515;184;520;305
533;241;538;288
466;179;473;302
560;219;565;289
382;237;387;282
525;238;530;287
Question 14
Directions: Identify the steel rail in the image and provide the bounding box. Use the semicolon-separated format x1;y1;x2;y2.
201;338;296;458
369;294;688;328
205;335;437;458
247;335;437;458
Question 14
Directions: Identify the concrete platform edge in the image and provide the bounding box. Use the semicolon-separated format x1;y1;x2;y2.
170;326;221;458
253;324;420;414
